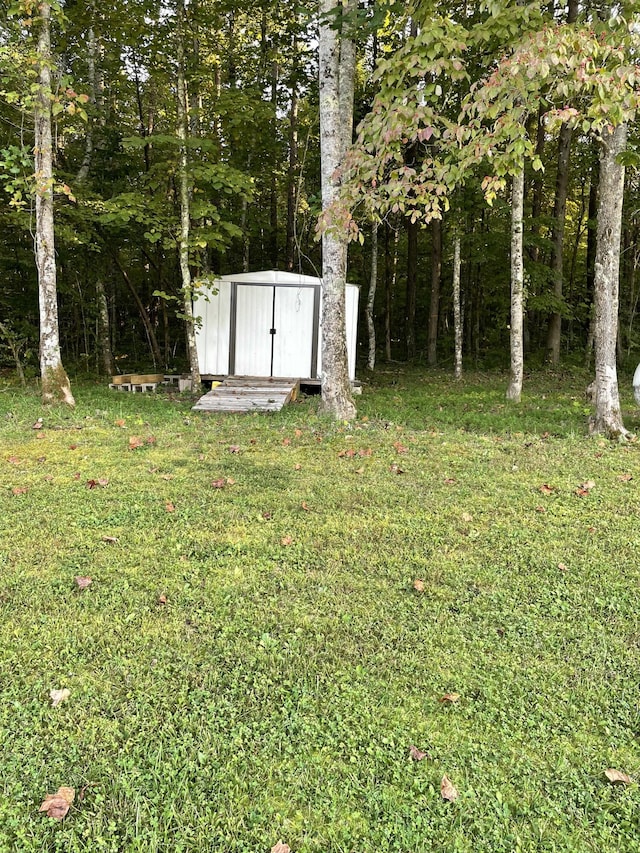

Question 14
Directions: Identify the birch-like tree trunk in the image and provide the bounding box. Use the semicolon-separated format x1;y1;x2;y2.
318;0;356;419
176;0;201;389
506;165;525;403
366;223;378;371
95;279;114;376
35;2;74;407
545;122;572;364
590;123;629;438
452;234;463;380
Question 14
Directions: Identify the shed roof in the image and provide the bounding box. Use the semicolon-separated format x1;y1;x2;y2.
216;270;322;287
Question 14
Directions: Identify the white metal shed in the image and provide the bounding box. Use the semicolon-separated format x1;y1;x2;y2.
193;270;359;381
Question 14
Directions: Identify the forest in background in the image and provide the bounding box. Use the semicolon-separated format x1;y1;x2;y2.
1;0;639;382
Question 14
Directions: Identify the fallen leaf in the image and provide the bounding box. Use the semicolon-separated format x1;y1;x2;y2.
129;436;144;450
338;448;356;458
32;418;43;430
101;536;118;544
441;775;459;802
618;473;633;482
461;512;473;523
413;579;425;593
541;431;550;439
587;525;596;533
229;445;241;453
262;511;273;520
390;463;404;474
281;535;293;546
39;786;75;820
73;472;81;480
576;480;595;496
282;438;291;446
575;487;590;497
605;768;632;785
301;501;312;512
75;576;92;590
12;487;28;495
393;441;408;454
161;474;174;481
158;594;167;605
558;562;567;572
69;444;78;450
7;456;20;464
294;463;302;471
539;484;555;495
355;466;365;475
535;505;546;513
225;477;236;485
409;744;428;761
165;502;175;513
294;429;303;437
37;456;46;463
444;477;457;485
86;478;108;489
146;435;156;445
36;432;45;440
115;419;125;428
49;688;70;707
440;693;460;704
211;478;226;489
271;842;290;853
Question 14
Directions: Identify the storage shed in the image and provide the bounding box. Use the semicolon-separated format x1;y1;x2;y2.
193;270;359;381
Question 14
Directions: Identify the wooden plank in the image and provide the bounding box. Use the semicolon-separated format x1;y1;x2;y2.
192;376;299;413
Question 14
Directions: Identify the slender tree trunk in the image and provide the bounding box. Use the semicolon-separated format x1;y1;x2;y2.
176;0;200;388
384;223;399;361
285;43;299;272
35;2;74;407
318;0;356;419
366;224;378;371
506;166;525;402
95;278;114;376
546;122;573;363
428;218;442;365
112;252;162;366
453;233;463;380
269;59;279;267
590;123;629;438
406;219;417;360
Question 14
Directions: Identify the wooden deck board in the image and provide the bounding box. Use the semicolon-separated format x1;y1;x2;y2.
192;378;300;413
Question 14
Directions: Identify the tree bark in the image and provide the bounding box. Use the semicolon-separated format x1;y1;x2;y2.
318;0;356;419
428;218;442;366
176;0;201;389
366;224;378;371
506;166;525;403
545;121;573;363
285;42;299;272
406;219;417;360
35;2;75;407
453;233;463;380
95;278;114;376
590;123;629;438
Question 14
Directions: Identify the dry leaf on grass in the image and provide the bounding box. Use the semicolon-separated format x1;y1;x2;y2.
605;768;633;785
618;473;633;482
444;477;457;485
539;484;555;495
11;487;28;495
271;842;290;853
409;744;429;761
211;478;226;489
101;536;118;544
413;579;425;593
39;786;75;820
441;775;459;802
440;693;460;704
281;535;293;546
158;594;168;605
165;502;175;513
74;576;92;590
393;441;408;454
49;688;70;707
129;436;144;450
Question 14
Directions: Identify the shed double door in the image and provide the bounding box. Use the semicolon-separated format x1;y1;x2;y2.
231;284;319;378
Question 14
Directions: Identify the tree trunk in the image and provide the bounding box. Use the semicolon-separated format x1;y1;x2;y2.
506;166;525;403
318;0;356;419
366;224;378;371
545;122;573;363
35;2;75;407
428;218;442;366
406;219;417;360
453;233;463;380
176;0;201;389
384;223;399;361
112;252;162;366
590;123;629;438
95;278;114;376
285;43;299;272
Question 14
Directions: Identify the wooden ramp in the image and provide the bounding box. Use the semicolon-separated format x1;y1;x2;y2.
192;377;300;413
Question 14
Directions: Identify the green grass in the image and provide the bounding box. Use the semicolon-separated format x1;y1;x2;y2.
1;369;639;852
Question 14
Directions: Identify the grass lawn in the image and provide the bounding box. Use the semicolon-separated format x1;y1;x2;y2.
1;367;639;852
